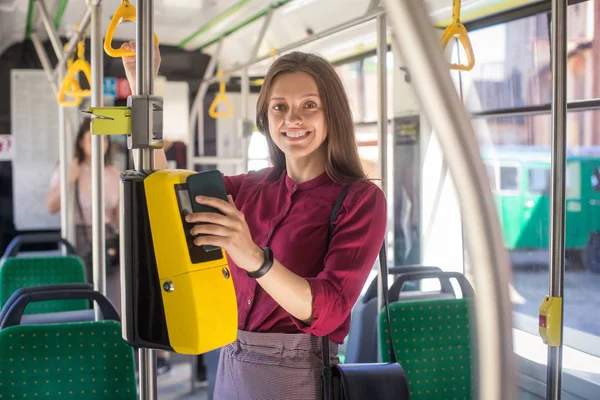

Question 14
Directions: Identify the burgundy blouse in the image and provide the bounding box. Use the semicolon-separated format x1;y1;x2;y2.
223;167;386;343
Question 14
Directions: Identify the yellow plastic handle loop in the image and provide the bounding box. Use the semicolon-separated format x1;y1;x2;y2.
62;59;92;98
440;0;475;71
104;0;159;58
62;40;92;97
208;72;233;119
57;76;83;107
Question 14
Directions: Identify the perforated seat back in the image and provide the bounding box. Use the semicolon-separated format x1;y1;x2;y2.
0;256;87;314
380;298;473;400
0;320;137;399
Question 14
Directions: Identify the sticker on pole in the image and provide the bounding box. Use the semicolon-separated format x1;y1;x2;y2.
104;77;117;97
0;135;14;161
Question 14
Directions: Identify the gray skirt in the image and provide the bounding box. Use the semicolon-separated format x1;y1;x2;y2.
213;330;339;400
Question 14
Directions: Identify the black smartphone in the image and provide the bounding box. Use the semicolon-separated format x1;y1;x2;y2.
186;170;229;252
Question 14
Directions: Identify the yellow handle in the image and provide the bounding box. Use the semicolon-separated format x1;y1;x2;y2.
57;76;83;107
104;0;159;57
208;72;233;118
441;0;475;71
61;59;92;98
539;296;562;346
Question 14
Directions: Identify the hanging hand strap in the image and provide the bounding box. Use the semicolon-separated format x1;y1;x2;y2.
440;0;475;71
321;185;396;400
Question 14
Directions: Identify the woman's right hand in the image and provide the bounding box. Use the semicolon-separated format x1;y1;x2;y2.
121;41;162;93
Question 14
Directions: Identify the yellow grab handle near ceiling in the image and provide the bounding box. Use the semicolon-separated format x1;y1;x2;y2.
441;0;475;71
57;39;89;106
104;0;159;58
208;71;233;119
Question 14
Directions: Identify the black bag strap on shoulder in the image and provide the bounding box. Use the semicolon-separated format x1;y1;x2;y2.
322;184;397;400
74;178;89;245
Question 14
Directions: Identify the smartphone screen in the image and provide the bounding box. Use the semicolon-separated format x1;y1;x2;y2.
185;171;229;252
174;184;223;262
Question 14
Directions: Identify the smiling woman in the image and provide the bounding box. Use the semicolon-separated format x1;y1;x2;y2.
121;45;386;400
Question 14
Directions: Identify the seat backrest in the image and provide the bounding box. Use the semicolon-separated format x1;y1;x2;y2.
345;267;457;365
0;320;137;399
345;297;379;364
0;256;87;314
379;297;473;400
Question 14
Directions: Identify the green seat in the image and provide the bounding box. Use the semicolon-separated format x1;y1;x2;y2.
0;320;137;399
0;256;87;314
380;297;473;400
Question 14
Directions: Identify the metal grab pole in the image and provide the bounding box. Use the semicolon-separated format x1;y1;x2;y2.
136;0;158;398
90;2;106;317
188;41;223;170
375;14;387;359
36;0;63;60
241;68;250;173
382;1;517;400
58;73;69;251
548;0;568;396
52;9;92;79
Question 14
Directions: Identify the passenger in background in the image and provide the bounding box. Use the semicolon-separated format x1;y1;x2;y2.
45;118;122;312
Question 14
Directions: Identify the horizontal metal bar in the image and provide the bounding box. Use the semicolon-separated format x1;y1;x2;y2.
192;156;245;165
203;8;384;84
52;8;92;79
470;98;600;119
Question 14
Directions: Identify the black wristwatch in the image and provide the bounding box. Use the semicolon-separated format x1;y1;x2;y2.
247;247;273;279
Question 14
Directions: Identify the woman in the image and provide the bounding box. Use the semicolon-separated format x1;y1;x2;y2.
121;42;386;399
46;119;122;311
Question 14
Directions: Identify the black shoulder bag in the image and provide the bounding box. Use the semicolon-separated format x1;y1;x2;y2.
322;185;410;400
74;180;120;270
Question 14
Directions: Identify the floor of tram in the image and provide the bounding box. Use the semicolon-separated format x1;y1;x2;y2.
157;355;208;400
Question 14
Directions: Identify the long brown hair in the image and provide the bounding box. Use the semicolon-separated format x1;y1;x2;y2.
256;51;366;184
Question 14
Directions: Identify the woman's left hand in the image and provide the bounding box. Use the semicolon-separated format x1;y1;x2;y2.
186;195;263;273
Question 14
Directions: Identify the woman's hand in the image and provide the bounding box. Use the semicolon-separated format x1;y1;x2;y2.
186;195;264;273
120;41;162;93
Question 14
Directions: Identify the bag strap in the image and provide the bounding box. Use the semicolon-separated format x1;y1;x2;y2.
321;184;397;389
74;178;90;246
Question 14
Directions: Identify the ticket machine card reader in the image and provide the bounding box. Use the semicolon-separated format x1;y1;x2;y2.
121;169;238;355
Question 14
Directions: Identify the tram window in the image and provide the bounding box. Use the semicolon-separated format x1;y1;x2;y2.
592;167;600;192
499;166;519;191
247;131;270;172
528;168;550;194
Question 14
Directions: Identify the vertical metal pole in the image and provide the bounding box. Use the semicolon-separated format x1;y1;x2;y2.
58;74;69;248
548;0;567;397
134;0;155;173
136;1;158;398
31;31;71;247
90;3;106;314
241;68;250;173
188;41;223;170
376;14;388;317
